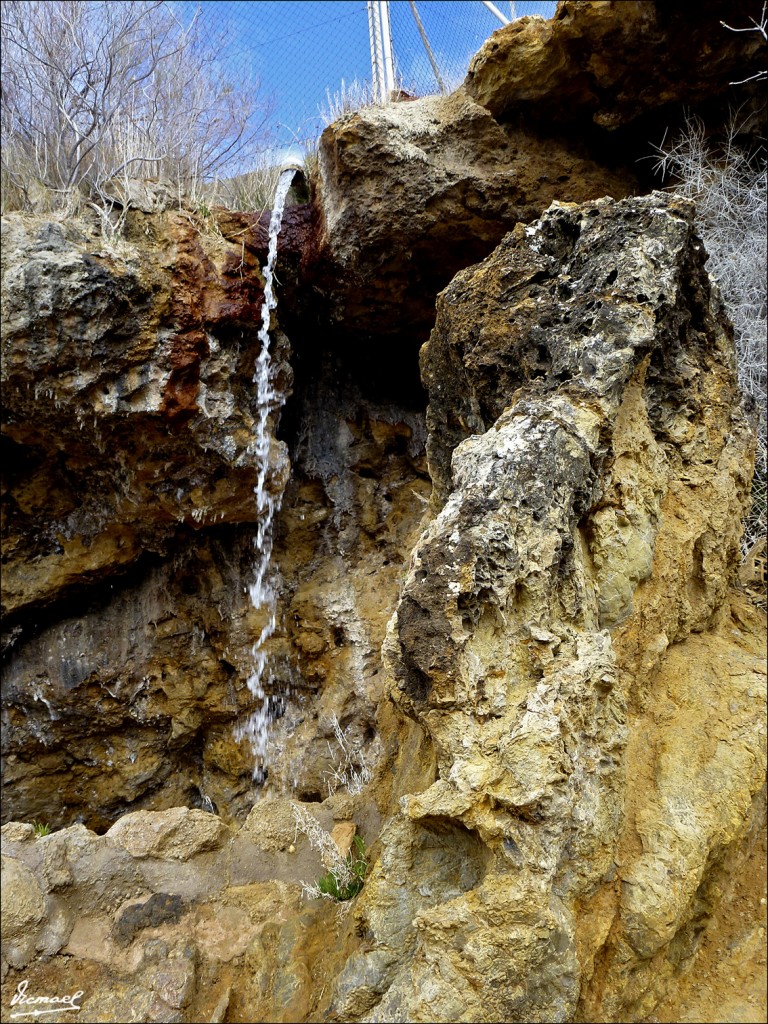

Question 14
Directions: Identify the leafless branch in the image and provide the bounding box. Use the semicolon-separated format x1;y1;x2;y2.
1;0;273;211
721;0;767;38
721;1;768;82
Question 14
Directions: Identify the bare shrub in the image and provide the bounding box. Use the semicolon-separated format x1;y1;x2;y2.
204;155;285;217
654;114;767;555
320;78;381;126
322;714;373;798
721;0;767;85
291;803;367;903
1;0;272;214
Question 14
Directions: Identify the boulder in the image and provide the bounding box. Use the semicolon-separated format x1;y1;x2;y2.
466;0;766;132
1;855;45;939
106;808;230;860
310;89;635;354
308;0;765;365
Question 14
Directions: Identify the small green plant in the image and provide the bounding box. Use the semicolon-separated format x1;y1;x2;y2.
315;835;368;902
32;821;51;837
292;804;369;903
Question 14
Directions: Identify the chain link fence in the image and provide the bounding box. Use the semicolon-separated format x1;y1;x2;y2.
179;1;556;156
1;0;555;212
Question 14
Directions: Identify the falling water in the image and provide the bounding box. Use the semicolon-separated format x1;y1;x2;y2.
236;167;296;782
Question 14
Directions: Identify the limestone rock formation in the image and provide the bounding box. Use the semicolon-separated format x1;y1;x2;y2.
1;207;429;829
1;1;766;1020
466;0;766;131
311;88;636;352
310;0;765;362
329;194;766;1022
1;211;291;623
0;209;294;827
7;193;759;1023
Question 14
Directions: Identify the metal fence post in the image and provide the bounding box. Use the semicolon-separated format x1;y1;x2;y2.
481;1;511;26
368;0;384;101
408;1;447;95
368;1;396;103
379;1;396;98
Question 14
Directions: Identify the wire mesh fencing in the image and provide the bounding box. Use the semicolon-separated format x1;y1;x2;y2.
179;1;557;158
0;0;555;213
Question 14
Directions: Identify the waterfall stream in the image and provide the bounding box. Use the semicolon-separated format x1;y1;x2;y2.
236;167;296;783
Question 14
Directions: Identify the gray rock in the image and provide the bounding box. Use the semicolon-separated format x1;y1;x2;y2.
107;808;230;861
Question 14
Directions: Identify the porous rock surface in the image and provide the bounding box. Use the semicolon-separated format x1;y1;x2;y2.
0;209;294;827
1;193;764;1023
309;0;764;358
329;194;766;1022
311;87;636;351
1;210;290;622
2;2;767;1020
1;206;429;829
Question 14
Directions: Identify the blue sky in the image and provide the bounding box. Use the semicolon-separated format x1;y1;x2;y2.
176;1;556;153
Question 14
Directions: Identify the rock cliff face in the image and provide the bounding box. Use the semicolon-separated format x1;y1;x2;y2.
337;194;763;1023
309;88;635;352
2;1;766;1022
1;205;426;828
1;209;294;827
308;0;765;361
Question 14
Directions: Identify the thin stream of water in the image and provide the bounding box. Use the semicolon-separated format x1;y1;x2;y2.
235;167;296;782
